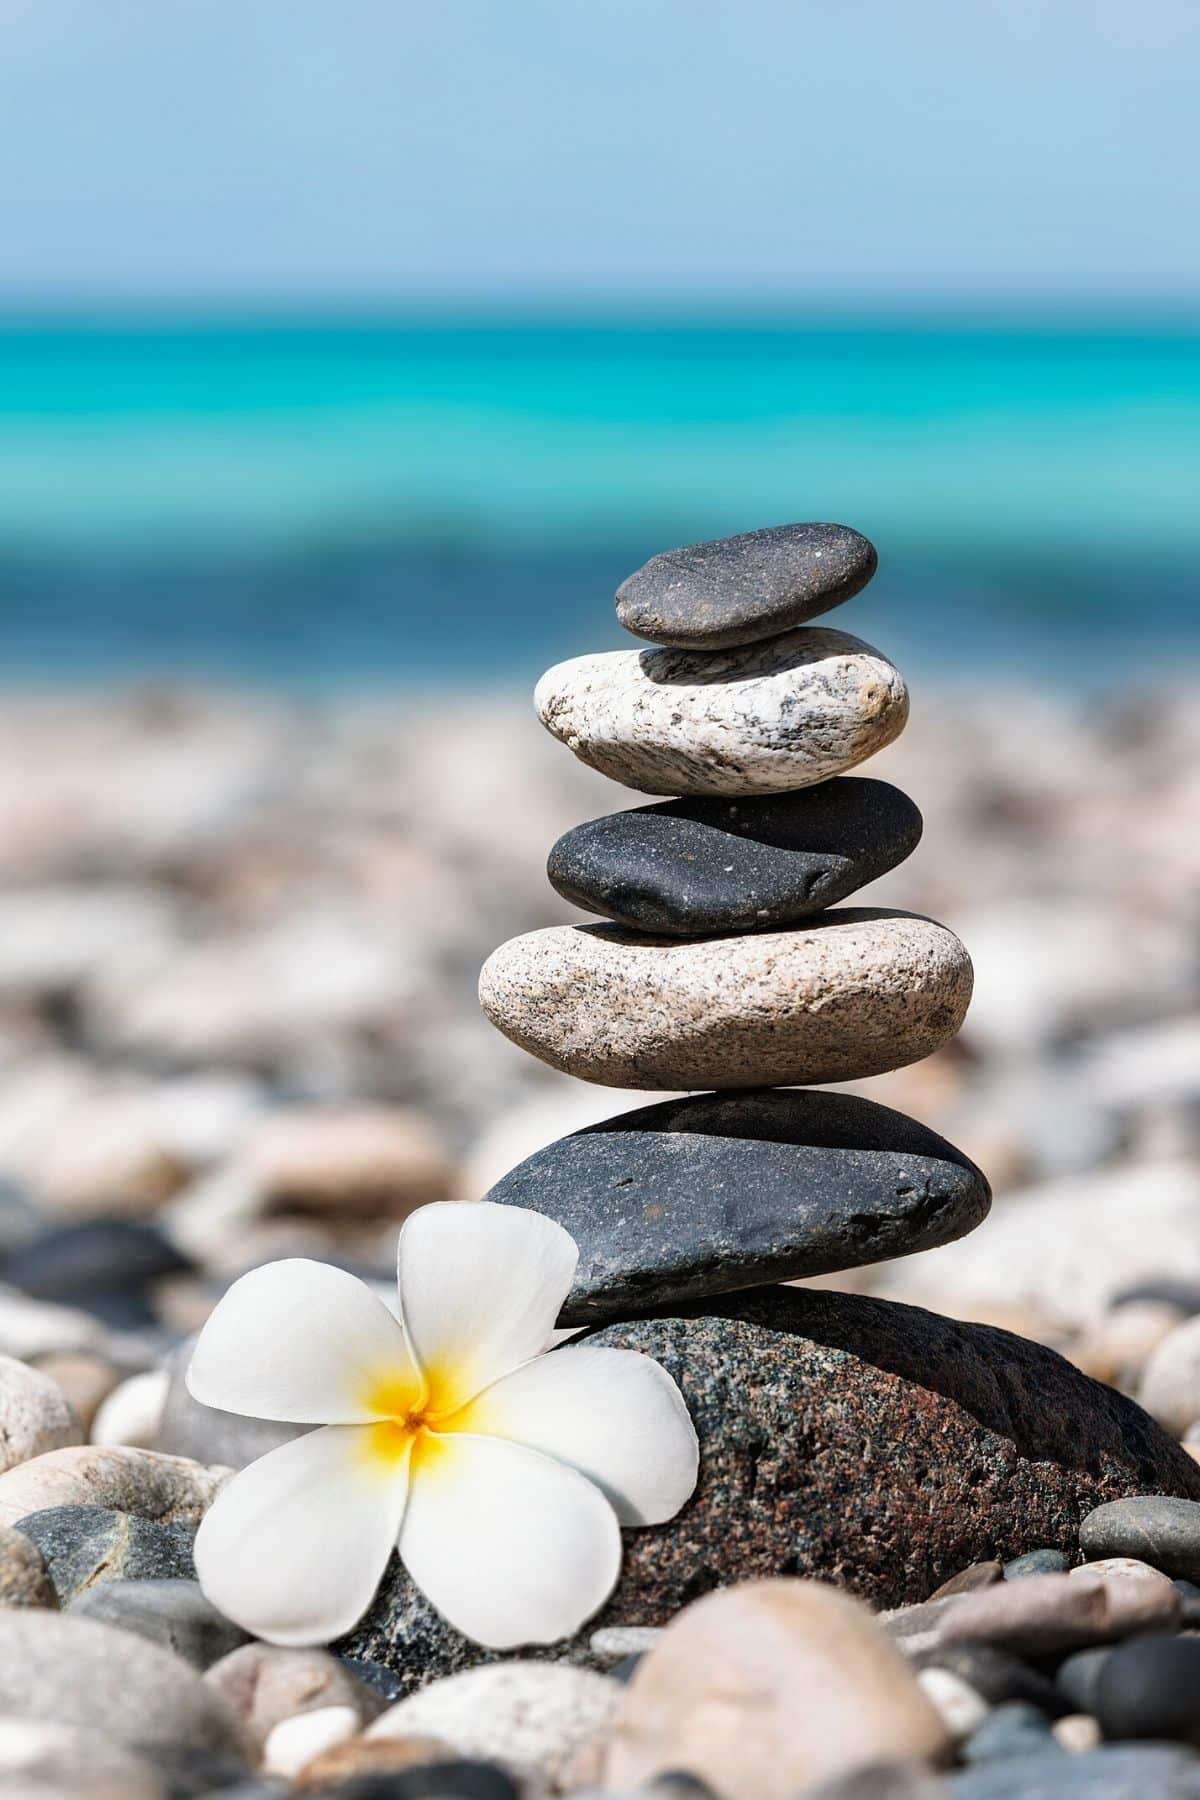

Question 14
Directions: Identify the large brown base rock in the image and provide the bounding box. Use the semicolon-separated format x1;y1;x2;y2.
338;1287;1200;1688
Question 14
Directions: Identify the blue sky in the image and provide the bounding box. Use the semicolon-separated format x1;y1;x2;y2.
1;0;1197;303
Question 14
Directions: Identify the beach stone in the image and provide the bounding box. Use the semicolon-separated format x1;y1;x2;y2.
479;910;972;1091
930;1561;1004;1599
0;1284;109;1359
264;1704;361;1778
1093;1634;1200;1745
885;1569;1181;1658
916;1666;989;1741
0;1443;226;1529
0;1218;190;1331
1081;1496;1200;1582
1054;1714;1102;1754
1005;1549;1070;1580
806;1767;945;1800
91;1368;170;1448
15;1504;196;1603
615;522;878;649
341;1288;1200;1686
0;1609;249;1754
206;1641;385;1747
69;1575;249;1668
545;780;922;937
951;1745;1200;1796
961;1701;1061;1765
913;1642;1066;1717
1057;1647;1113;1714
533;627;908;797
31;1349;124;1430
0;1351;82;1471
486;1089;990;1323
242;1105;456;1219
0;1719;167;1800
1140;1316;1200;1436
0;1524;56;1608
289;1733;460;1790
366;1662;621;1792
606;1580;949;1799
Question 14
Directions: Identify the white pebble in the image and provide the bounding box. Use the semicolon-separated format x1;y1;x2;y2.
0;1354;82;1472
1053;1712;1102;1753
91;1369;170;1449
263;1704;360;1778
916;1666;989;1741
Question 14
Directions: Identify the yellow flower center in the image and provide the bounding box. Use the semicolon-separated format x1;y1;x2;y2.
359;1366;469;1475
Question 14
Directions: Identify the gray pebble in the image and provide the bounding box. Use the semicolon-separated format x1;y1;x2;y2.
951;1744;1200;1796
961;1701;1061;1765
1005;1549;1071;1580
615;521;878;649
1082;1496;1200;1582
14;1503;196;1604
0;1522;57;1609
69;1575;249;1668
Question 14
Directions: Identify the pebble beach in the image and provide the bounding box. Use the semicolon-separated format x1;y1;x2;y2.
2;629;1200;1794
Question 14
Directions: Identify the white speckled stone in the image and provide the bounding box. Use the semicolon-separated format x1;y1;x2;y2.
0;1355;82;1474
479;909;972;1090
533;627;908;796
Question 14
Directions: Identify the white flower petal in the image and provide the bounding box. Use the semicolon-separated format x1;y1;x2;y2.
399;1431;619;1648
397;1203;578;1409
456;1344;698;1526
194;1423;410;1645
187;1259;420;1424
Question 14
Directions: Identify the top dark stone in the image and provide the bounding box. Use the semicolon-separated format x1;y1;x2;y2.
615;522;878;649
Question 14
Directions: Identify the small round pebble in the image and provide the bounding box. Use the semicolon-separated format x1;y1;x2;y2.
1094;1634;1200;1746
615;521;879;649
916;1666;988;1741
1057;1647;1113;1715
1004;1549;1070;1580
1053;1714;1102;1754
1081;1495;1200;1583
960;1702;1061;1766
68;1576;250;1669
0;1524;57;1609
0;1353;82;1473
263;1703;360;1778
1141;1317;1200;1436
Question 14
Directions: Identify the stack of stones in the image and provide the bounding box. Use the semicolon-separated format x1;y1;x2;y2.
343;525;1200;1683
479;522;984;1320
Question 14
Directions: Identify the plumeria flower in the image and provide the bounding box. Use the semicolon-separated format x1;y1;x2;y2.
188;1201;698;1650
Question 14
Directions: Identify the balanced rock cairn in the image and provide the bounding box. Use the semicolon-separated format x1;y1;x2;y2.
479;522;986;1327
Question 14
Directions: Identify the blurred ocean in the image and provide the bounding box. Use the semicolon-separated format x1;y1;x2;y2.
1;312;1198;689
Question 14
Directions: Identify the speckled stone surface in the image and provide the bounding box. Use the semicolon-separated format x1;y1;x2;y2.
615;523;878;650
338;1288;1200;1691
485;1088;990;1323
478;908;972;1090
533;627;908;796
546;779;923;935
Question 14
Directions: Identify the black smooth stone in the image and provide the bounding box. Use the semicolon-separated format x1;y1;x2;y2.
0;1218;190;1304
14;1506;196;1605
1057;1646;1113;1714
915;1642;1068;1717
1095;1635;1200;1746
68;1577;249;1669
485;1088;989;1325
961;1702;1061;1766
1081;1497;1200;1582
546;780;922;937
615;521;878;649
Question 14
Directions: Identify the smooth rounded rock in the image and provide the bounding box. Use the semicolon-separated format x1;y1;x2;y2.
615;522;879;649
0;1719;167;1800
0;1219;190;1331
366;1662;621;1791
485;1088;990;1324
1081;1496;1200;1583
1140;1316;1200;1436
0;1351;82;1472
264;1704;359;1778
546;780;923;936
885;1569;1181;1658
534;627;908;797
1094;1634;1200;1746
0;1609;249;1754
68;1575;249;1668
606;1579;950;1800
91;1368;170;1448
479;910;972;1091
0;1524;56;1608
206;1641;385;1747
15;1504;197;1604
0;1444;226;1530
961;1701;1060;1766
1005;1549;1071;1580
339;1288;1200;1686
951;1745;1200;1797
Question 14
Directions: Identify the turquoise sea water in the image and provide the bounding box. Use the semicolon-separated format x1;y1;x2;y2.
1;313;1197;687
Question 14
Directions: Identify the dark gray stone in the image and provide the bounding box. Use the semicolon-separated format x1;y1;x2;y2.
0;1218;191;1330
546;780;923;937
485;1089;990;1324
1094;1635;1200;1746
961;1702;1061;1766
14;1504;196;1605
1057;1646;1113;1714
1081;1497;1200;1582
615;522;877;649
1005;1549;1070;1580
951;1745;1200;1797
914;1642;1067;1717
69;1577;250;1669
338;1288;1200;1689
